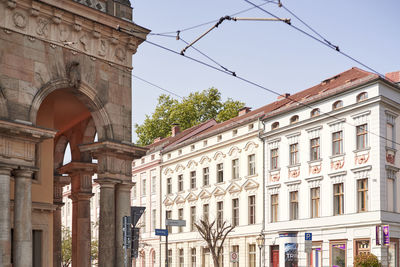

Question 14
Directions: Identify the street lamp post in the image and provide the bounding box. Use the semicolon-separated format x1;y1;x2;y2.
256;233;265;267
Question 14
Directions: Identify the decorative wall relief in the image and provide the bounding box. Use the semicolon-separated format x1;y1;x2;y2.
288;169;300;178
331;159;345;170
309;164;321;175
270;172;280;182
36;18;49;37
354;152;369;165
386;152;395;164
13;12;27;28
115;47;126;62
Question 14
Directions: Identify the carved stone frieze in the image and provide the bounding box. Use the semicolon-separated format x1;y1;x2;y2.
354;152;369;165
309;163;321;175
0;2;145;67
331;159;345;170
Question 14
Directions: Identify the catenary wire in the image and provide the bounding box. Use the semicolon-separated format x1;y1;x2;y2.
141;38;400;146
155;0;277;35
132;74;183;99
244;0;387;79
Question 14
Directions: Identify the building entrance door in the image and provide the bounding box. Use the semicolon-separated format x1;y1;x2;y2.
271;246;279;267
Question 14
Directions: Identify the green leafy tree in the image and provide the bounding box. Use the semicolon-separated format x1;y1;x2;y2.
135;88;245;145
61;226;72;267
354;253;381;267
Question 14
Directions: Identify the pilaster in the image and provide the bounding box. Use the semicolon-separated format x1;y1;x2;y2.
0;166;12;267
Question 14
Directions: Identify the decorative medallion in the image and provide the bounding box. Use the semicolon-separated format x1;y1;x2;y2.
59;24;70;42
331;159;345;170
13;12;27;29
270;173;280;182
289;169;300;178
386;153;395;164
309;164;321;175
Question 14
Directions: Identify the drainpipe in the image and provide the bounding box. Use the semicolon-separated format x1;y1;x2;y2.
258;117;267;267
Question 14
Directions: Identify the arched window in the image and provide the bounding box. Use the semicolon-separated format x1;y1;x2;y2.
332;100;343;110
356;92;368;102
290;115;299;124
271;122;279;130
310;108;320;117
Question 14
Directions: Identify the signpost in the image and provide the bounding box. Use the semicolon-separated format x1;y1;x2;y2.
305;232;312;266
230;251;239;263
165;215;187;267
123;216;132;267
155;229;168;236
165;219;186;227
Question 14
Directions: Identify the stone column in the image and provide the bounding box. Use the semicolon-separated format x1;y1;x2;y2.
0;166;12;267
53;175;71;267
59;162;96;267
13;169;34;267
116;182;134;267
97;179;117;267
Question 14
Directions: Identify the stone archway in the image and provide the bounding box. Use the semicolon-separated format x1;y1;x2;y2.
0;0;150;266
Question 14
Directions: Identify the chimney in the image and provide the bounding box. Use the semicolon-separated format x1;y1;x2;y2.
277;93;290;100
153;137;162;144
171;123;180;137
386;71;400;85
238;107;252;116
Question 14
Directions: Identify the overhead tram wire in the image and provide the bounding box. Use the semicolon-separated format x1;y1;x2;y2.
117;26;400;147
244;0;387;79
155;0;278;35
132;74;183;99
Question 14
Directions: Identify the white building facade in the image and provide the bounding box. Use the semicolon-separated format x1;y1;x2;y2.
159;113;266;267
260;68;400;267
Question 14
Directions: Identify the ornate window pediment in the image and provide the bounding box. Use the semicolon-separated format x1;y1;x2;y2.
243;179;259;190
174;194;186;204
212;186;226;196
163;197;174;206
200;156;211;164
175;164;185;173
199;189;211;199
186;192;198;202
187;160;198;169
227;182;242;194
213;151;226;161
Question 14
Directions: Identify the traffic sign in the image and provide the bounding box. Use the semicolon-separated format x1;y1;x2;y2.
131;206;146;226
166;219;186;227
122;216;131;249
155;229;169;236
305;233;312;253
230;252;239;263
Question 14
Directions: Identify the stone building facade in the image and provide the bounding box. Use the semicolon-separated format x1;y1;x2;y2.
0;0;149;266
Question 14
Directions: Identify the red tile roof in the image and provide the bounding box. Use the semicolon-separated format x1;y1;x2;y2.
163;67;380;151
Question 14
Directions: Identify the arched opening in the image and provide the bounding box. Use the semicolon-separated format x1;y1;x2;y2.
332;100;343;110
290;115;299;124
311;108;320;117
271;122;279;130
357;92;368;102
35;88;99;267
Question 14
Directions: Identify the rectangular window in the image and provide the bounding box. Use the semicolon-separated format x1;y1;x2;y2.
151;173;156;195
389;241;398;267
271;194;278;222
166;210;172;233
178;208;183;233
191;248;196;267
333;183;344;215
203;167;209;186
355;239;370;255
217;201;224;227
203;204;209;221
387;122;394;148
217;163;224;183
190;206;196;231
142;178;146;196
152;209;156;231
356;124;368;150
178;174;183;192
290;191;299;220
332;131;343;155
232;159;239;179
248;195;256;224
132;184;137;199
179;248;184;267
271;148;279;169
311;187;320;218
142;211;146;232
388;178;396;212
168;249;172;264
248;154;256;175
167;178;172;194
357;179;368;212
190;171;196;189
232;245;239;267
232;198;239;227
330;242;346;267
309;243;322;267
310;137;320;161
32;230;43;267
248;244;256;267
289;143;299;165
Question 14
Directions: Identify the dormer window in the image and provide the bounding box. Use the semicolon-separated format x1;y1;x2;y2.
311;108;320;117
271;122;279;130
290;115;299;124
356;92;368;102
332;100;343;110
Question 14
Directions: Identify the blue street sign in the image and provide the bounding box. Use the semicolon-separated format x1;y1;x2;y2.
155;229;168;236
305;233;312;241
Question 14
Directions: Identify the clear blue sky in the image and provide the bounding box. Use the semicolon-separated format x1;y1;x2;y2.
130;0;400;143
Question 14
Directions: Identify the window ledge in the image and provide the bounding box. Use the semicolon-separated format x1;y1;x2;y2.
353;147;371;153
288;163;301;168
330;153;346;159
308;159;322;164
245;173;258;179
269;168;281;173
215;181;226;185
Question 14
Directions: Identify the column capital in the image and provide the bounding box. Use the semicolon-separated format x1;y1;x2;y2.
12;168;35;179
116;181;134;192
0;165;13;175
94;178;120;188
69;192;94;202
